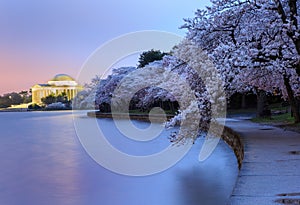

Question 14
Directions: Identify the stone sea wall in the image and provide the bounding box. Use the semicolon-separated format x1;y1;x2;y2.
221;126;244;169
87;112;175;122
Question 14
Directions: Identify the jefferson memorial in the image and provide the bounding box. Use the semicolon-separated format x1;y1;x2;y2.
31;74;83;104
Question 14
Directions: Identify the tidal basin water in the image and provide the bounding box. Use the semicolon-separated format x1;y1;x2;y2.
0;111;238;205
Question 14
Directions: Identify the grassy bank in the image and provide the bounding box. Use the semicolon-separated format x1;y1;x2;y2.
251;113;294;124
251;113;300;133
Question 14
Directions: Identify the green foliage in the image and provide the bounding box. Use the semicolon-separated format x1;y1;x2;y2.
41;94;57;105
0;92;26;108
56;92;69;104
137;49;168;68
0;90;31;108
19;90;32;103
252;113;295;124
41;92;70;106
0;96;12;108
23;95;32;103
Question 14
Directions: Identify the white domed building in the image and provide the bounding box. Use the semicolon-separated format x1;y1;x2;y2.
31;74;83;104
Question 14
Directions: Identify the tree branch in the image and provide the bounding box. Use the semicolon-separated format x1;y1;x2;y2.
288;0;298;29
273;0;288;23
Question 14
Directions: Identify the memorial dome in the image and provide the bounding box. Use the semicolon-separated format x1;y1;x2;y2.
50;74;75;82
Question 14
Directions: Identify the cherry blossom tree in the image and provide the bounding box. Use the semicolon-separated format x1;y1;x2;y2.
73;75;102;110
95;67;136;111
73;67;136;110
182;0;300;122
88;48;226;145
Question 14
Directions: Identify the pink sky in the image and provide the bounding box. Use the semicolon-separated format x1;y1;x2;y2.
0;0;210;95
0;48;83;94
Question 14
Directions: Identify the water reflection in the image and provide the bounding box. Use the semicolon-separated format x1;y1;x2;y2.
0;111;238;205
0;112;84;205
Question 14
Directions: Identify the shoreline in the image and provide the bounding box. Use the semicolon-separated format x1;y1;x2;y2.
87;111;176;122
0;108;29;112
0;108;73;112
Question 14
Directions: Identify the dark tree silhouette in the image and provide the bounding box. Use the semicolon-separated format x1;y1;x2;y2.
137;49;167;68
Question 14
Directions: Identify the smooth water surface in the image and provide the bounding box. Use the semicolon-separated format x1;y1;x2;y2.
0;111;238;205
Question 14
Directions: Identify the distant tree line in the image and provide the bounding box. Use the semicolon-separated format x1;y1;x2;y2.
0;91;32;108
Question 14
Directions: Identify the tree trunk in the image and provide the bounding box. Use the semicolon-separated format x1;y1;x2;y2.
170;101;174;113
256;89;271;118
241;94;247;109
275;0;300;76
283;76;300;123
